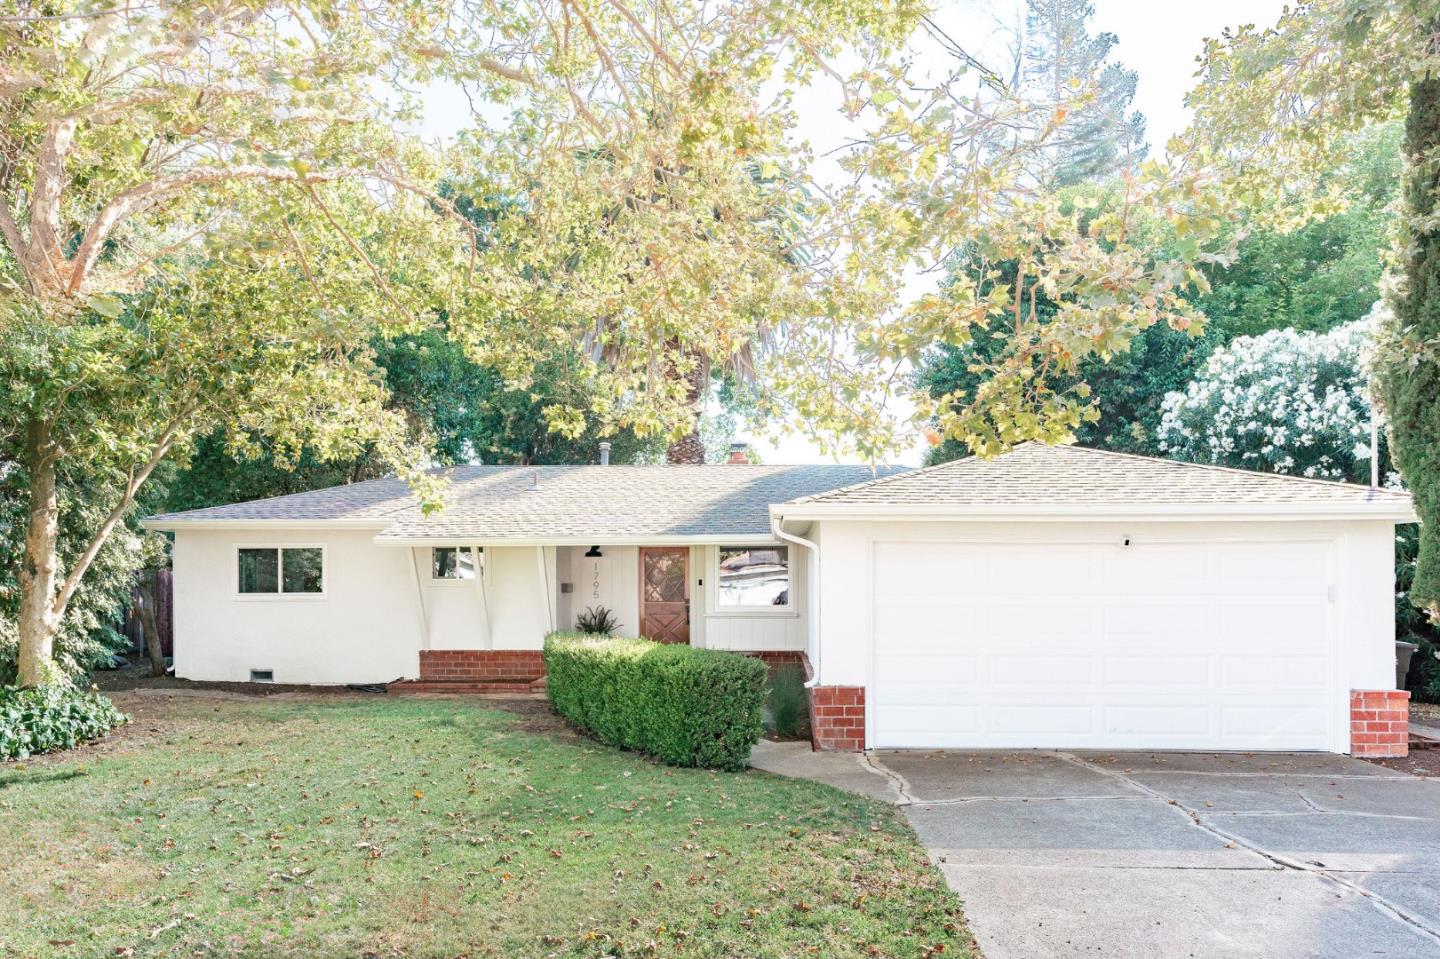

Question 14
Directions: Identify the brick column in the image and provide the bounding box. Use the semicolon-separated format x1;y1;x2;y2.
1350;689;1409;758
809;686;865;751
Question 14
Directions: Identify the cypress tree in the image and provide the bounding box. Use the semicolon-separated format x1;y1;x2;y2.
1379;57;1440;614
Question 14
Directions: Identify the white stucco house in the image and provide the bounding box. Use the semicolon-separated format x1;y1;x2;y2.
144;443;1417;757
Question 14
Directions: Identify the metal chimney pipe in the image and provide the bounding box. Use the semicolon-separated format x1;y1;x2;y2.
599;441;611;466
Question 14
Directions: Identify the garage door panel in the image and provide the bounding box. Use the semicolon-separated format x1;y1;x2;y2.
1217;543;1330;590
980;545;1099;591
1220;655;1328;687
1220;705;1330;743
1102;655;1212;686
989;704;1096;736
873;542;985;595
1100;545;1214;587
870;538;1339;751
878;704;982;735
1218;602;1327;648
988;655;1095;686
1103;704;1213;737
874;654;980;685
1103;603;1215;644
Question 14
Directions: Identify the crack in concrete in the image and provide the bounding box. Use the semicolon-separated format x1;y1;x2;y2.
1107;768;1416;781
861;751;919;805
1221;808;1438;822
907;794;1152;806
1054;751;1440;947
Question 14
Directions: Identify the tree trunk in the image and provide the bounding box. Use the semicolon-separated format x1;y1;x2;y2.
17;419;61;687
665;351;708;465
137;571;166;677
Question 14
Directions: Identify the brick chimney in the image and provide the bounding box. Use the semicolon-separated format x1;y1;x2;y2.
727;441;750;464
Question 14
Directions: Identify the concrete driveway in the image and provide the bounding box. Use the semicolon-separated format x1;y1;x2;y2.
751;744;1440;958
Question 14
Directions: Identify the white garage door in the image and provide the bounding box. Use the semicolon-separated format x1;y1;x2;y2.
870;538;1341;751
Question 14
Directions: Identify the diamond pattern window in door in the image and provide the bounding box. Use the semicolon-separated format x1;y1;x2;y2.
644;552;686;602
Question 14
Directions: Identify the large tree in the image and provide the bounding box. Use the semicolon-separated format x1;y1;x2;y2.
918;123;1401;462
1183;2;1440;613
0;0;930;685
1;0;1254;686
1021;0;1147;187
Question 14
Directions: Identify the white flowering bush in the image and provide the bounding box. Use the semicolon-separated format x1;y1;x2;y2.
1158;314;1440;702
1157;320;1383;483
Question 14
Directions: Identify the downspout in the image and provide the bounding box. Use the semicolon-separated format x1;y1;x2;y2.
405;547;430;650
473;546;493;648
771;510;821;687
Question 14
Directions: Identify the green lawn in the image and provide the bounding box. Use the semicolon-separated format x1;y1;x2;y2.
0;693;973;959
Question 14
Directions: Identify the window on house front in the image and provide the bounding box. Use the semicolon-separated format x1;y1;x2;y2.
717;546;790;608
432;546;478;580
238;547;324;594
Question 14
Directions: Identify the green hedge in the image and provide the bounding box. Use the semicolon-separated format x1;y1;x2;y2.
544;632;767;770
0;685;128;760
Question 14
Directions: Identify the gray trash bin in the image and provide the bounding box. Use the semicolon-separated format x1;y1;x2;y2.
1396;640;1420;689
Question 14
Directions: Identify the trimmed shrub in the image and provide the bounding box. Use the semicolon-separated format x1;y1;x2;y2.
544;632;766;770
0;684;129;760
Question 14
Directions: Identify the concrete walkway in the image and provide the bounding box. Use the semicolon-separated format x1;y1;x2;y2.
751;743;1440;958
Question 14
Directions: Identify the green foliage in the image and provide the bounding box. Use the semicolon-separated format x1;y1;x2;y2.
0;323;176;683
1195;124;1402;341
163;329;664;513
1377;70;1440;616
766;664;808;737
0;684;127;760
573;606;620;636
543;632;766;771
917;126;1400;464
1396;524;1440;703
1182;1;1438;622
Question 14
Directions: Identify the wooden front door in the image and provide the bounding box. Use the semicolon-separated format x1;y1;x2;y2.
640;547;690;644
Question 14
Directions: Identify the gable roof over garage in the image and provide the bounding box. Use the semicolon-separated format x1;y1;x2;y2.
775;443;1415;522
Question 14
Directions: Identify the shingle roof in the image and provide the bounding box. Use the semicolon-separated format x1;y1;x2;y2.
144;464;904;540
784;443;1415;513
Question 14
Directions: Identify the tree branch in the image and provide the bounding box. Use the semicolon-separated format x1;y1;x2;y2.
604;0;682;76
51;418;183;623
65;163;481;297
28;118;78;284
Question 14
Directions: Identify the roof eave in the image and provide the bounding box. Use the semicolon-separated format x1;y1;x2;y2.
771;502;1419;523
142;517;395;531
371;533;782;548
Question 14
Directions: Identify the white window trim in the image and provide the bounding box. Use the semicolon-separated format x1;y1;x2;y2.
233;544;328;601
428;546;482;587
710;543;797;617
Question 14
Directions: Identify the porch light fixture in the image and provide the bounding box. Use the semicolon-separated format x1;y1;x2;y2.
585;545;603;558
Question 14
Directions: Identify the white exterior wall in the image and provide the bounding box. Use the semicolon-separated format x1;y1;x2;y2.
418;545;559;650
563;546;641;634
171;528;423;684
807;518;1400;752
172;530;808;685
695;544;807;651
